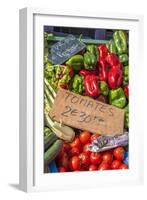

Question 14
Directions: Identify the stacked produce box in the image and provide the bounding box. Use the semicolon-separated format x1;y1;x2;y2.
44;29;129;173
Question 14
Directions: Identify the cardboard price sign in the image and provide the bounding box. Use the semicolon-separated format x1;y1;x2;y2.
49;88;125;135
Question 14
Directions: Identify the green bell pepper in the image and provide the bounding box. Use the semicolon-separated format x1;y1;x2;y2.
72;74;84;94
107;39;117;54
66;55;84;71
113;30;127;55
86;45;99;60
109;87;126;108
99;81;109;96
84;52;97;70
123;66;129;86
119;54;129;64
124;104;129;128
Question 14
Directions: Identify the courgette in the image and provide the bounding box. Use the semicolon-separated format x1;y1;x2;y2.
44;132;58;151
44;139;63;164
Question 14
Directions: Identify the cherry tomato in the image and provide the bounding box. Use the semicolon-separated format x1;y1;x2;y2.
89;164;97;171
102;151;113;165
113;147;125;161
111;160;122;170
90;133;101;143
90;152;102;165
74;166;85;172
83;143;91;156
79;152;90;168
79;131;91;144
58;166;66;172
56;148;64;160
70;137;82;150
98;162;110;170
69;156;80;171
62;142;71;153
56;152;68;169
69;147;80;157
119;163;128;169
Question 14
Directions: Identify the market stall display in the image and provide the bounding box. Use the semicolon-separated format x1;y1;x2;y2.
44;28;129;173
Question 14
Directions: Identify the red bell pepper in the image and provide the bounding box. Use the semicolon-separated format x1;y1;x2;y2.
79;69;98;76
106;53;121;69
97;50;123;89
124;84;129;98
97;45;109;82
107;66;123;89
84;75;99;98
98;44;108;60
105;53;123;89
98;59;108;82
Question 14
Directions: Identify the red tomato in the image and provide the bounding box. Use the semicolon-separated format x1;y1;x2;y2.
56;153;68;169
75;166;85;172
69;147;80;157
62;142;71;153
89;164;97;171
90;152;102;165
79;131;91;144
74;166;85;172
98;162;110;170
58;166;66;172
111;160;122;170
119;163;128;169
90;133;101;143
79;152;90;168
56;148;64;160
83;143;91;156
69;156;80;171
113;147;125;161
102;151;113;165
70;137;82;150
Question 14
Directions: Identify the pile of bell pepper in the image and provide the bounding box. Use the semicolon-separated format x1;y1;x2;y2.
45;30;129;130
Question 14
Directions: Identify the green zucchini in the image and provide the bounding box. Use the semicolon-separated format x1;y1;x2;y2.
44;132;58;151
44;139;63;164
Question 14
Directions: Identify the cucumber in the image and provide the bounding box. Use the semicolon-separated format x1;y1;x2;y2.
44;132;58;151
44;140;63;164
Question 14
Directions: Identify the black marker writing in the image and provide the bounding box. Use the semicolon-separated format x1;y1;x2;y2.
61;105;72;117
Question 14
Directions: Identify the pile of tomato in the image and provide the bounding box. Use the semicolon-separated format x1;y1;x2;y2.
56;131;128;172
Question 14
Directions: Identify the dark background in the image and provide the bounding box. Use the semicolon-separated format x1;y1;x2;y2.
44;26;117;40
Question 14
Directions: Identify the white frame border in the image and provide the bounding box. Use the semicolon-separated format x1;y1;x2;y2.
19;7;144;192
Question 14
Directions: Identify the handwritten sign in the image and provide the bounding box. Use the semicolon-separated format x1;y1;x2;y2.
48;35;86;65
49;88;125;136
